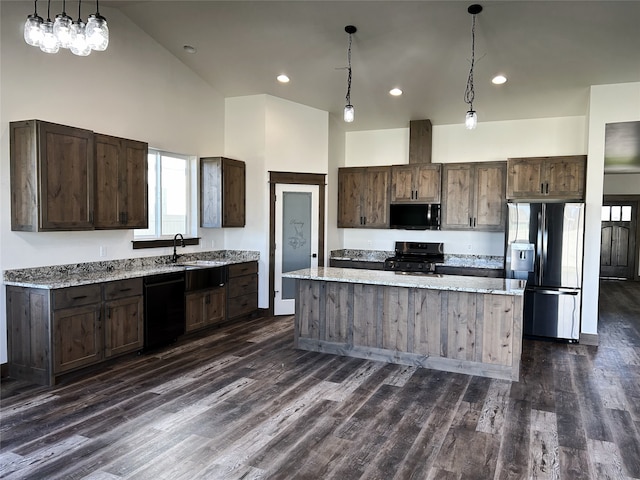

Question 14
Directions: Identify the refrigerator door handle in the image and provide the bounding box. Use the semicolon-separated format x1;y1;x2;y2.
531;288;579;296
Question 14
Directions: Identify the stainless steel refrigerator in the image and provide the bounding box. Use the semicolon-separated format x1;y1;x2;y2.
505;202;585;341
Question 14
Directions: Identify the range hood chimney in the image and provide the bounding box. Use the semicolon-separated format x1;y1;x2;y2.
409;119;432;164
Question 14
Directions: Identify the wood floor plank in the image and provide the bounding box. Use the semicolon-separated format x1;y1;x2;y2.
494;398;531;480
606;408;640;478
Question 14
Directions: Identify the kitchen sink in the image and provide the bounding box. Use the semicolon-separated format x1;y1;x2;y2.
178;260;227;267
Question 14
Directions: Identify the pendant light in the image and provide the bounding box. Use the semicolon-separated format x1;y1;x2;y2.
24;1;44;47
86;0;109;51
70;0;91;56
464;4;482;130
39;0;60;54
343;25;357;123
24;0;108;54
53;0;73;49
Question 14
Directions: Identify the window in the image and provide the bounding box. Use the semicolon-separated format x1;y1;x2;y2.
134;148;195;239
601;205;633;223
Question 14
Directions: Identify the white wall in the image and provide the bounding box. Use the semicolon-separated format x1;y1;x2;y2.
0;2;226;363
342;117;587;256
224;95;329;309
584;82;640;334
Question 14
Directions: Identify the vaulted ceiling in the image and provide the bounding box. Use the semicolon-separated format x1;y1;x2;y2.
107;1;640;131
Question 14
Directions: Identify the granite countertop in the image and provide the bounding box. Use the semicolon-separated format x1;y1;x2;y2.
3;250;260;289
283;267;525;296
330;249;504;270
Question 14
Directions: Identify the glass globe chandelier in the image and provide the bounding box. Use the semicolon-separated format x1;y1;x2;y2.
24;0;109;56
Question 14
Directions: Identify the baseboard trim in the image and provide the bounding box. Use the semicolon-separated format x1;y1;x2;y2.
580;333;599;346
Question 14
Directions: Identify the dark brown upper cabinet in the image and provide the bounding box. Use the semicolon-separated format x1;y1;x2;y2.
200;157;246;228
10;120;95;231
337;166;390;228
506;155;587;200
94;134;148;229
390;163;441;203
441;162;506;232
10;120;148;232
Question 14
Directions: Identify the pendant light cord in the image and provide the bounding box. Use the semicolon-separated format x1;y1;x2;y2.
464;13;477;109
345;32;353;105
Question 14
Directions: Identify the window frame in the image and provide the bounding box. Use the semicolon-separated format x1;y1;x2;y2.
133;148;198;246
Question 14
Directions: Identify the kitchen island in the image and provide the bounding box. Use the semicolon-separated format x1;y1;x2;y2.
283;267;526;381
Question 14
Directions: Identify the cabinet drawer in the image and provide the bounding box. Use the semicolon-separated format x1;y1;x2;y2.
228;274;258;298
228;261;257;278
104;278;143;300
228;293;258;319
53;284;102;310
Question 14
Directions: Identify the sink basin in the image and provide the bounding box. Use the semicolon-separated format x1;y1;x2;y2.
178;260;227;267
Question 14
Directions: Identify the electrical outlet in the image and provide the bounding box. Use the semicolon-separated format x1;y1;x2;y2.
99;246;107;257
467;244;472;251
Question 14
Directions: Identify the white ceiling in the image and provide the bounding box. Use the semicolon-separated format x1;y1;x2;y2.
106;1;640;131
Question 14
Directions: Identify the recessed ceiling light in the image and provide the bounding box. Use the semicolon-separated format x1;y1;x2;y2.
183;45;197;54
277;74;290;83
389;88;403;96
492;74;507;85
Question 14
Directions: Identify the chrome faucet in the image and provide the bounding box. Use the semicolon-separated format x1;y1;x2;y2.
172;233;185;263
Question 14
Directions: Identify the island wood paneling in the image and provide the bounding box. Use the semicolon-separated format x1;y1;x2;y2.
294;279;523;381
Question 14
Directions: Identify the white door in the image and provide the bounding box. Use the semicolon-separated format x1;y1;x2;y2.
274;184;319;315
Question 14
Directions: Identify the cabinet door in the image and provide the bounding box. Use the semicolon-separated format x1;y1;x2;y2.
120;139;148;228
222;158;246;227
186;288;226;332
39;122;95;230
94;134;121;228
203;288;226;326
362;167;390;228
53;304;102;374
474;163;506;231
390;165;415;202
545;156;586;199
185;291;207;332
337;168;364;227
506;158;545;199
442;164;474;230
414;164;441;203
104;295;143;357
95;135;148;229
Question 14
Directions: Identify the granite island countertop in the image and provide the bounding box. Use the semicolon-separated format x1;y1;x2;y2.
283;266;525;296
3;250;260;289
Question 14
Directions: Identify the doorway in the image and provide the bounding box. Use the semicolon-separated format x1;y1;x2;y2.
600;196;640;280
274;184;319;315
269;172;326;316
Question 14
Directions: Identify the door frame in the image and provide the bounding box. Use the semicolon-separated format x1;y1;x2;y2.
602;195;640;281
269;172;326;316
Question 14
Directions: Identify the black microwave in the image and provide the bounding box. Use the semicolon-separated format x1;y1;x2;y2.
389;203;440;230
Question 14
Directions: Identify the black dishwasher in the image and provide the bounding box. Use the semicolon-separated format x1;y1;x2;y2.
143;271;185;350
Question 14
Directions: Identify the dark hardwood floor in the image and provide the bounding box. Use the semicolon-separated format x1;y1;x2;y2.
1;280;639;479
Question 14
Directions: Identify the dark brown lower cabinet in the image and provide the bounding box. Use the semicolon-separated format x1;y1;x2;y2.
185;287;226;332
227;262;258;320
103;278;144;358
7;278;144;386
